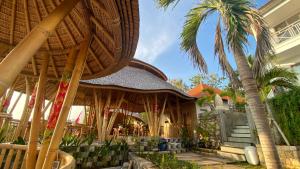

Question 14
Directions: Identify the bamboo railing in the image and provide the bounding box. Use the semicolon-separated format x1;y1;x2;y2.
0;144;75;169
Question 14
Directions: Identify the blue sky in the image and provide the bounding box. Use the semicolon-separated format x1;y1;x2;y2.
134;0;269;86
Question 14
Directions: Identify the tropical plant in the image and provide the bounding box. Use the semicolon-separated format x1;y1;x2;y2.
190;73;227;89
247;55;298;101
196;88;217;110
59;134;87;148
168;79;189;92
157;0;281;168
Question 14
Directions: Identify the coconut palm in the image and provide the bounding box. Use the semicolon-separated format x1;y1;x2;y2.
247;55;298;101
157;0;282;168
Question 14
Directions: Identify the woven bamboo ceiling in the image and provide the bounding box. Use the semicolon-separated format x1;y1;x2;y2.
0;0;139;79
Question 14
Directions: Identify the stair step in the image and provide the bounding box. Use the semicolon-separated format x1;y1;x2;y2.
220;146;245;154
223;142;251;148
228;137;252;143
235;125;249;129
217;151;246;162
233;128;250;134
231;133;251;138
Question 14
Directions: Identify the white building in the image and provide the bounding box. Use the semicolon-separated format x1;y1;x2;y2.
260;0;300;82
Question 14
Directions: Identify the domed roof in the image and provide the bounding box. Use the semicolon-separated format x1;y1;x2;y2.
0;0;139;79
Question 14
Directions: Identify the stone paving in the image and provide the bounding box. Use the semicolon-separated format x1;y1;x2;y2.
176;152;248;169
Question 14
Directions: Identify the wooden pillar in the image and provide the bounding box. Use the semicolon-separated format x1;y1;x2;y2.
101;90;111;141
13;77;34;139
0;0;80;97
106;93;125;137
41;39;90;169
35;48;77;169
26;53;49;169
93;89;101;140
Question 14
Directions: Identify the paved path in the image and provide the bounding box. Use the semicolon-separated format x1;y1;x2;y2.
176;152;232;165
176;152;247;169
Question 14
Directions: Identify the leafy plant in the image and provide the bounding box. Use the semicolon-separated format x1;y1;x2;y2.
268;87;300;145
0;123;8;143
180;127;193;149
12;137;26;145
59;134;87;148
140;152;199;169
196;111;220;149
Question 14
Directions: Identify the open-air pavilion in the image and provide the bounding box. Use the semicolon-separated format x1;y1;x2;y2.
3;59;197;142
0;0;139;168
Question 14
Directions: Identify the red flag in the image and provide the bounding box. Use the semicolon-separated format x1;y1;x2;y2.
75;112;82;124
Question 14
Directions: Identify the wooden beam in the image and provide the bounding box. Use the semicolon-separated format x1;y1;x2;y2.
23;0;30;33
91;0;110;17
39;0;65;49
93;35;114;62
10;0;17;44
90;16;114;44
50;0;77;45
31;56;38;76
49;55;59;78
66;16;83;38
88;48;104;69
32;0;50;50
85;62;93;75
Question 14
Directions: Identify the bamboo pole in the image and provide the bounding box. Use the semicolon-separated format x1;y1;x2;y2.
26;53;49;169
93;89;101;140
0;0;80;97
20;84;37;138
35;48;77;169
13;77;32;139
8;92;22;116
101;90;111;141
41;38;90;169
106;93;125;137
157;95;168;135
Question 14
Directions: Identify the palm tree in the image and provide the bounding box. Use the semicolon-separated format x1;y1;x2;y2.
157;0;282;168
247;55;298;101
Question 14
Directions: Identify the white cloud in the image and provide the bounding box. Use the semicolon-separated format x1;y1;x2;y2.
134;32;174;63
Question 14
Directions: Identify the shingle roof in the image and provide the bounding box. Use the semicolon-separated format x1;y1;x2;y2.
80;66;195;100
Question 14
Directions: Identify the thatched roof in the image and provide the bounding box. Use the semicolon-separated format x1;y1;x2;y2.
13;60;194;104
0;0;139;79
80;60;193;100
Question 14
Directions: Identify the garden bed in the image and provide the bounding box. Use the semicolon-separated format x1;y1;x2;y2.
132;152;200;169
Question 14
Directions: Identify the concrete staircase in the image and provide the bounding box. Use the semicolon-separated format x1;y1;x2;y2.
217;125;253;162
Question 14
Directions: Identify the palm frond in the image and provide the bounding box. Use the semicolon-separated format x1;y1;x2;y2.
181;3;216;73
219;0;251;51
257;67;298;89
246;9;274;78
156;0;180;8
214;19;241;87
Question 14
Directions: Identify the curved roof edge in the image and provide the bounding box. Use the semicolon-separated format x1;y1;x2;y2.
129;59;168;81
80;83;196;100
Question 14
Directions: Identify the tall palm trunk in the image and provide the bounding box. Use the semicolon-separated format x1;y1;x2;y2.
233;47;282;169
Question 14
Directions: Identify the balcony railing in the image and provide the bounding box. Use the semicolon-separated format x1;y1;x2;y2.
275;20;300;43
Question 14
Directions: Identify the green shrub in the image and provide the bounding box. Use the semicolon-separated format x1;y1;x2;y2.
268;87;300;145
140;153;199;169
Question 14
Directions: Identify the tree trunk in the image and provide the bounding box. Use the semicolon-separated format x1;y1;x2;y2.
233;47;282;169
